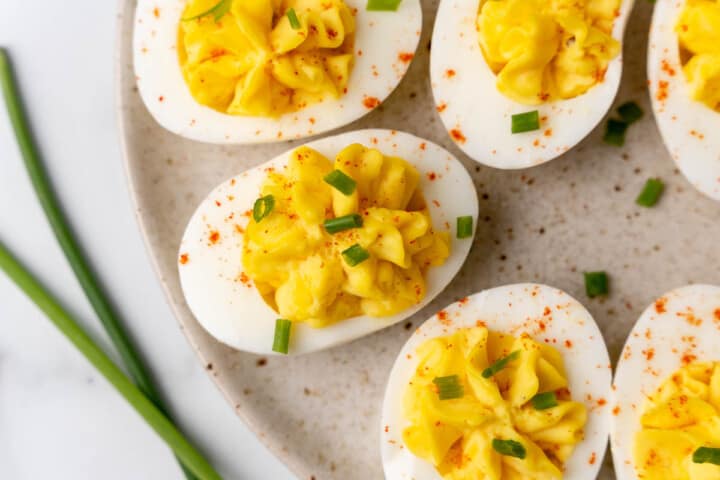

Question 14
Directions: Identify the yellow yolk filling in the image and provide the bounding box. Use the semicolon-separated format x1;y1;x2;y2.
241;144;450;328
178;0;355;117
633;362;720;480
476;0;621;105
677;0;720;111
402;326;587;480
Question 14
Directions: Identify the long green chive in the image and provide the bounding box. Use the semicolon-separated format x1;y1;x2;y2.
253;195;275;223
433;375;464;400
603;119;629;146
0;48;207;480
617;101;644;124
511;111;540;134
182;0;232;21
636;178;664;208
341;244;370;267
324;213;363;234
456;215;473;239
286;8;301;29
272;319;292;354
693;447;720;465
324;169;357;195
482;350;520;378
531;392;559;410
366;0;403;11
0;242;220;480
584;271;609;298
492;439;527;459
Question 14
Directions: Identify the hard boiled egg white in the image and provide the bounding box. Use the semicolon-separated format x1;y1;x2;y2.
430;0;634;169
648;2;720;201
178;129;478;355
611;284;720;479
381;283;612;479
133;0;421;144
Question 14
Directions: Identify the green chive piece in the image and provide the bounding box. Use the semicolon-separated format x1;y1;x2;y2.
492;439;527;459
584;271;609;298
324;213;363;234
286;8;301;29
182;0;232;22
253;195;275;223
693;447;720;465
433;375;464;400
272;319;292;354
636;178;664;208
482;350;521;378
341;244;370;267
617;101;644;124
456;216;473;239
603;119;629;146
511;110;540;134
531;392;559;410
324;169;357;195
366;0;403;11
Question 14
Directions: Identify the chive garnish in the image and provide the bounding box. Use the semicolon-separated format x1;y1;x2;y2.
272;319;292;354
456;215;473;239
341;244;370;266
482;350;520;378
511;110;540;134
617;101;643;124
584;271;608;298
366;0;403;11
492;439;527;459
433;375;464;400
603;118;629;146
324;169;357;195
693;447;720;465
324;213;363;234
182;0;232;22
252;195;275;223
286;8;301;29
531;391;559;410
636;178;664;208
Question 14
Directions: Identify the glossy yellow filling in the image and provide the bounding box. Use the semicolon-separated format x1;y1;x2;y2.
677;0;720;111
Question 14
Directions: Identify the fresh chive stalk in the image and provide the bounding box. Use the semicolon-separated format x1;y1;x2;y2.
482;350;520;378
324;213;363;234
617;101;643;124
286;8;301;29
492;439;527;459
456;216;473;239
182;0;232;21
511;111;540;134
636;178;664;207
603;118;629;146
693;447;720;465
531;391;558;410
324;169;356;195
253;195;275;222
584;271;609;298
272;319;292;354
366;0;403;11
341;244;370;267
432;375;464;400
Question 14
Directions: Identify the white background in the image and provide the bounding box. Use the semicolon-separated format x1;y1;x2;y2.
0;1;295;479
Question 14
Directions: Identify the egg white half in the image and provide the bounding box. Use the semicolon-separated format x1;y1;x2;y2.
430;0;634;169
610;284;720;479
381;283;612;480
133;0;421;144
178;129;478;355
648;2;720;201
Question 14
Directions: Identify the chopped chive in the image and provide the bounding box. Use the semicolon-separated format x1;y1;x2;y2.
433;375;464;400
693;447;720;465
272;319;292;354
531;392;559;410
252;195;275;223
492;439;527;459
584;271;608;298
456;216;473;239
511;110;540;134
636;178;664;207
182;0;232;22
603;119;628;146
286;8;301;29
366;0;403;11
324;213;363;234
482;350;520;378
617;101;643;124
324;169;356;195
341;244;370;267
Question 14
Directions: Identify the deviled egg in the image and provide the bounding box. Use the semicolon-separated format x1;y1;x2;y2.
178;129;478;355
611;284;720;479
648;0;720;201
134;0;422;144
430;0;634;169
381;284;612;479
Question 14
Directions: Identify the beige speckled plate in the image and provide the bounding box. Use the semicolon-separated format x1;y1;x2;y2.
116;1;720;478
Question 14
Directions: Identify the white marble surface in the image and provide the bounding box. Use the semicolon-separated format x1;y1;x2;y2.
0;2;295;479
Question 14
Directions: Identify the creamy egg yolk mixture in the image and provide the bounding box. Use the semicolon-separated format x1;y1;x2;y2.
476;0;621;105
634;362;720;479
178;0;355;117
402;326;587;479
241;144;450;328
677;0;720;111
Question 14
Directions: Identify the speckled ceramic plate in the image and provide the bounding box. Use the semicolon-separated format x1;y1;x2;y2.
116;1;720;479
